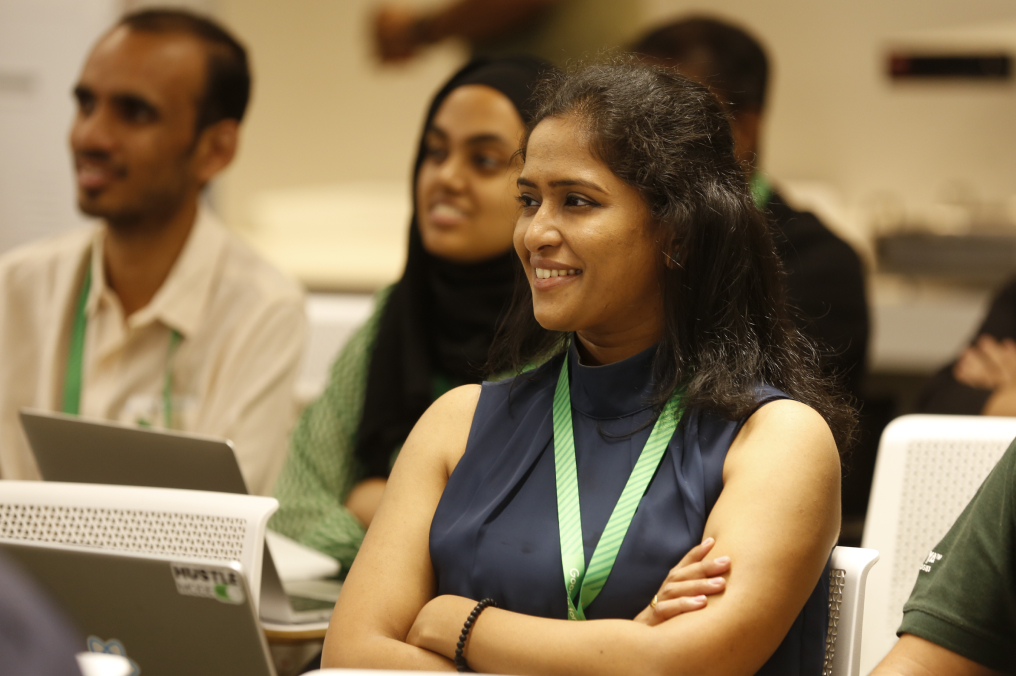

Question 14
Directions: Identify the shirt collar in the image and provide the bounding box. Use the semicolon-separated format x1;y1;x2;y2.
87;205;227;337
568;338;658;419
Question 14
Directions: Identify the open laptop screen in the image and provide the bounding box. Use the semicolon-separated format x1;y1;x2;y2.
20;409;248;494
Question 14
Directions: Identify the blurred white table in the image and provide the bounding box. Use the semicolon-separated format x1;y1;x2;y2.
869;275;992;373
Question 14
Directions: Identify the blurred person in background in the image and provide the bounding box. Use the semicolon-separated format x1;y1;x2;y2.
0;9;306;495
269;56;549;573
918;280;1016;417
631;17;874;540
373;0;639;66
631;17;869;404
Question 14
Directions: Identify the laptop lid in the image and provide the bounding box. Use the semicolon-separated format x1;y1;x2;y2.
20;409;337;625
20;409;248;494
0;541;275;676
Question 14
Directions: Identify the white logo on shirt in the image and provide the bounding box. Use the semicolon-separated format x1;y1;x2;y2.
919;550;942;573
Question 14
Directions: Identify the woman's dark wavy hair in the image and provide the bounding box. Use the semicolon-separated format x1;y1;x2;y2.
488;57;856;453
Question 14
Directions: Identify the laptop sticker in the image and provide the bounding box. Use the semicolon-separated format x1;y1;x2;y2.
86;636;141;676
171;562;245;604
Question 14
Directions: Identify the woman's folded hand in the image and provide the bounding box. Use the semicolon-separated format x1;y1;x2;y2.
634;537;730;626
406;594;474;660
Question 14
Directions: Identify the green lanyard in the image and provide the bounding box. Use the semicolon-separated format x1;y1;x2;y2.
751;171;773;209
554;351;683;621
62;266;182;428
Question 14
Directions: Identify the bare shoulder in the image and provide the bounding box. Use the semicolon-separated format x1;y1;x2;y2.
725;399;840;483
420;384;482;433
398;384;483;478
739;398;832;439
430;383;483;414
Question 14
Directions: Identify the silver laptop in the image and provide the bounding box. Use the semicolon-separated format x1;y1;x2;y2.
0;541;276;676
20;409;339;625
20;409;248;494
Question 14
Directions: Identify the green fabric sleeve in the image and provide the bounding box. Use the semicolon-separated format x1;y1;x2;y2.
269;288;391;575
898;439;1016;673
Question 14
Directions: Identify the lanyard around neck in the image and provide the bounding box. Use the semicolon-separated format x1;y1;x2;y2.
751;171;773;209
62;265;182;427
554;350;683;621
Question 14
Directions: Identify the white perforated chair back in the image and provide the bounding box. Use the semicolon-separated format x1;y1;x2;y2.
859;414;1016;674
823;546;879;676
0;481;278;609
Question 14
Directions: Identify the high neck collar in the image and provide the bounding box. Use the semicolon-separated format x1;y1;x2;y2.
568;338;657;419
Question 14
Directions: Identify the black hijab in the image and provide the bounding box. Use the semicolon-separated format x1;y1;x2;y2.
355;56;549;478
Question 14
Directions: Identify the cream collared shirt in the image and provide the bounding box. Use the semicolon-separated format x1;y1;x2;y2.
0;208;306;495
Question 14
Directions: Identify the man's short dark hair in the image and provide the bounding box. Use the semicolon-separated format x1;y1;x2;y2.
119;8;250;130
630;16;768;115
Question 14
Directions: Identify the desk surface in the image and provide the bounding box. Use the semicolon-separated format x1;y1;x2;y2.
263;620;329;642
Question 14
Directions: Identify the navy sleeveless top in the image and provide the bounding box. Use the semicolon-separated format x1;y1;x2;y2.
430;343;828;675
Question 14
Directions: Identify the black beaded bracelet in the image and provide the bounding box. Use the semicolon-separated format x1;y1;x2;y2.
454;597;497;672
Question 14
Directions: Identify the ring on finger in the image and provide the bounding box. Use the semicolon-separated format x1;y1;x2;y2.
650;594;658;610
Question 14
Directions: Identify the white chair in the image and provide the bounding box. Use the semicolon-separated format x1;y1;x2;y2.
296;293;375;406
0;481;277;610
824;546;880;676
859;414;1016;674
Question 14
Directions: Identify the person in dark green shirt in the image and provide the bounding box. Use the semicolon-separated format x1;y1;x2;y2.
872;438;1016;676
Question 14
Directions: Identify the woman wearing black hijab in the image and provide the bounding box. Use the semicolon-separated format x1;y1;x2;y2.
270;56;548;572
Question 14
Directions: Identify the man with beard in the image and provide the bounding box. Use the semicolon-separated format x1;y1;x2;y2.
0;9;305;495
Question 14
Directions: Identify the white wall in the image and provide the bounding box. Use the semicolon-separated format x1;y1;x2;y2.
644;0;1016;223
0;0;117;254
216;0;470;235
215;0;1016;247
8;1;1016;258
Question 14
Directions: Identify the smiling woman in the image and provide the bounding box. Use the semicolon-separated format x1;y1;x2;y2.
325;58;855;676
269;56;549;571
514;114;663;362
415;84;523;263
